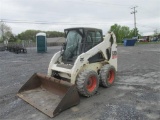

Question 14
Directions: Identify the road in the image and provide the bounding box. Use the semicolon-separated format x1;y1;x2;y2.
0;44;160;120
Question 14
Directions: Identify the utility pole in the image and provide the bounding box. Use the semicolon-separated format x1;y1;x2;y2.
131;6;138;37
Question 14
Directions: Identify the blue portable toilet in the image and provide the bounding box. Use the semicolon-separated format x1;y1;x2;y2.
36;33;47;53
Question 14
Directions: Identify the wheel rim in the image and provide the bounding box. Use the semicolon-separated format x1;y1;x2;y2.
87;76;97;92
107;70;115;84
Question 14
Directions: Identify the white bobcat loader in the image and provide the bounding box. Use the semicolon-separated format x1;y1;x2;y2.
17;27;117;117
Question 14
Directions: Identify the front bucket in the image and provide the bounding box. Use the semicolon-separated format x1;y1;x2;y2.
17;73;80;117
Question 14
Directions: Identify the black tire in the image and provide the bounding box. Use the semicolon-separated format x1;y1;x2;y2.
100;64;116;87
76;70;99;97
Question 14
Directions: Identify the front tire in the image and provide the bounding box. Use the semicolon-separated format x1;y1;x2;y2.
100;64;116;87
76;70;99;97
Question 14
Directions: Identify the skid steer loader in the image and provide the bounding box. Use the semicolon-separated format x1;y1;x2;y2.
17;27;117;117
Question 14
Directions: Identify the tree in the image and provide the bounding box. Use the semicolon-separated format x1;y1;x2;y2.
46;31;64;37
17;30;65;42
17;30;41;41
109;24;140;43
9;34;16;42
131;28;139;37
0;22;13;42
153;29;159;36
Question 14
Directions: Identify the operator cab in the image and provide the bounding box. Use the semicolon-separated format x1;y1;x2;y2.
62;27;103;64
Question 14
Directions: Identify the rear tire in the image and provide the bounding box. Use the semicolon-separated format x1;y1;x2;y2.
76;70;99;97
100;64;116;87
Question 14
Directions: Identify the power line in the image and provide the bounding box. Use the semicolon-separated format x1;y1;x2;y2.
1;19;133;26
4;18;159;30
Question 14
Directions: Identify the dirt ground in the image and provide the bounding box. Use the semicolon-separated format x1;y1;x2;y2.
0;44;160;120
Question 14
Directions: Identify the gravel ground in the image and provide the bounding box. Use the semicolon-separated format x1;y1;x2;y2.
0;44;160;120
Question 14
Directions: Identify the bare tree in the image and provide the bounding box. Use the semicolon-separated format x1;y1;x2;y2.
0;22;13;42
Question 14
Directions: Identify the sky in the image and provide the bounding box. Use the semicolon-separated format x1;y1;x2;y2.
0;0;160;35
